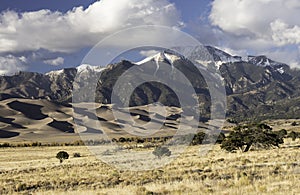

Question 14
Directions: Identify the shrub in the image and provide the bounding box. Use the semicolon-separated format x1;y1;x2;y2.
0;143;10;148
31;142;41;147
227;118;238;124
291;121;298;126
73;153;81;158
152;146;171;159
216;132;226;144
118;137;127;143
287;131;299;141
221;123;284;152
56;151;69;163
275;129;287;139
192;132;206;145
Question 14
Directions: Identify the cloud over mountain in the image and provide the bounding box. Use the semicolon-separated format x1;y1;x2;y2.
0;0;181;54
0;0;181;74
209;0;300;68
43;57;64;66
0;55;26;75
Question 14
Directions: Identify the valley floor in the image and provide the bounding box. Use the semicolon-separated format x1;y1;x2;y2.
0;139;299;194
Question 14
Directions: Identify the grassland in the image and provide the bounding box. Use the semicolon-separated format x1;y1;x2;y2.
0;137;299;195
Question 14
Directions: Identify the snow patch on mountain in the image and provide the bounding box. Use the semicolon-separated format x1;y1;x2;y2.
46;64;103;78
76;64;104;73
247;55;286;67
277;67;285;74
135;51;183;75
45;69;64;77
135;51;181;66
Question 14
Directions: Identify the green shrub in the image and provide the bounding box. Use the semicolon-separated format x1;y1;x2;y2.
31;142;41;147
56;151;69;163
291;121;298;126
192;132;206;145
73;153;81;158
0;143;10;148
287;131;299;141
275;129;287;139
221;123;284;152
152;146;171;159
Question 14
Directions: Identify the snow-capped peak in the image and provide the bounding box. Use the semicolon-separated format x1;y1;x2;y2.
247;55;285;67
247;55;287;74
46;64;104;78
45;69;64;77
134;51;183;75
205;46;242;64
76;64;104;73
135;51;182;66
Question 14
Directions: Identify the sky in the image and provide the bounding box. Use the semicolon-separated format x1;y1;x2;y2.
0;0;300;75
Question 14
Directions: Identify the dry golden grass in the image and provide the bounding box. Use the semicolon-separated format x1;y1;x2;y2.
0;138;299;195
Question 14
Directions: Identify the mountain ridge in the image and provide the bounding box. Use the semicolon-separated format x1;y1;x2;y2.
0;46;300;122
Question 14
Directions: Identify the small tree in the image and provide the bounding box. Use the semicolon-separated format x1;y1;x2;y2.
152;146;171;159
287;131;299;141
221;123;284;152
216;132;226;144
192;132;206;145
291;121;298;126
56;151;69;163
275;129;287;139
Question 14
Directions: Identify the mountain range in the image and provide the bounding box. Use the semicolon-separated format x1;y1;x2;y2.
1;46;300;122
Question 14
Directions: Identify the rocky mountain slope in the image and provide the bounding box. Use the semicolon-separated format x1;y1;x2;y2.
0;46;300;122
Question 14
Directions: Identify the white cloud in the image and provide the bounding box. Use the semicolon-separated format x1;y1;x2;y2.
140;50;160;57
0;0;181;54
43;57;64;66
263;46;300;67
209;0;300;67
219;47;248;58
289;61;300;69
271;20;300;45
0;55;26;75
210;0;300;39
0;0;182;74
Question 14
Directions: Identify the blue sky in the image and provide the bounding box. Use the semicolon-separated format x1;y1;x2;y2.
0;0;300;75
0;0;97;12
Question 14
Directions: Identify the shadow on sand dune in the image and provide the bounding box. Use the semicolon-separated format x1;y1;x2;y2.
0;129;20;138
82;127;103;134
47;120;74;133
0;116;26;129
7;101;47;120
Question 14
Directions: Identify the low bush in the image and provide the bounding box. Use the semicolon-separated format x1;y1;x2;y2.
56;151;69;163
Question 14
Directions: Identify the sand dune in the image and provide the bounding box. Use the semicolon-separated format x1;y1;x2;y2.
8;100;47;120
0;98;209;143
0;129;19;138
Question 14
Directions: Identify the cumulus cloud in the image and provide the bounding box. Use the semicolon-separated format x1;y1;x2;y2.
210;0;300;40
0;55;26;75
271;20;300;45
43;57;64;66
0;0;181;54
219;47;249;59
140;50;160;57
0;0;182;74
209;0;300;67
263;46;300;68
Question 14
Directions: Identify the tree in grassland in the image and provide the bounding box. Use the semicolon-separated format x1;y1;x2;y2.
287;131;299;141
152;146;171;159
291;121;298;126
275;129;287;139
221;123;284;152
56;151;69;163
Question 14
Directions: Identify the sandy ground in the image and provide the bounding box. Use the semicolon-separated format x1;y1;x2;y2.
0;98;208;143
